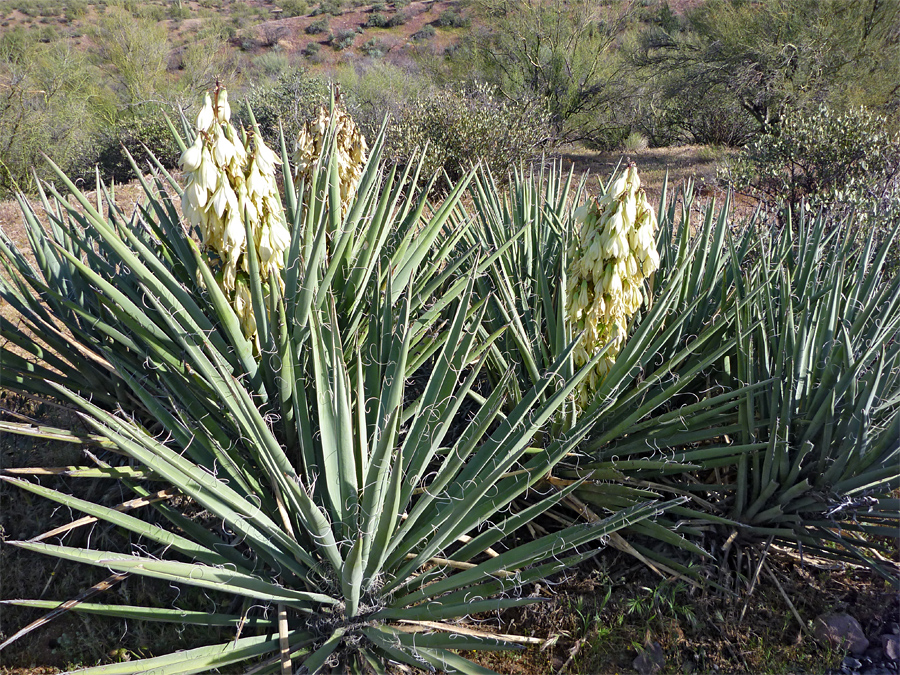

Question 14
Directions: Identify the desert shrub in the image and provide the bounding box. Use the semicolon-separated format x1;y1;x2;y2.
361;37;387;57
635;0;900;136
330;27;356;50
386;80;552;186
669;86;756;146
310;0;343;15
386;9;408;26
252;50;291;77
0;39;111;197
305;16;328;33
411;24;435;40
238;67;329;144
365;11;389;27
278;0;308;17
303;40;320;56
623;131;648;152
168;2;191;19
65;0;88;20
437;8;468;27
725;104;900;215
74;111;181;185
260;23;289;46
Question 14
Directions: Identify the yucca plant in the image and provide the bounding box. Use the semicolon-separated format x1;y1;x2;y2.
575;195;900;582
0;105;678;670
461;166;766;579
709;210;900;575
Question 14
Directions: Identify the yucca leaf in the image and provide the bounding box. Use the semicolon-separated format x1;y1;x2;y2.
11;542;336;608
1;600;274;627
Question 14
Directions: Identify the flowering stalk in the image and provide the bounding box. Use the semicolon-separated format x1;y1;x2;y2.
294;102;368;217
179;84;290;348
566;164;660;404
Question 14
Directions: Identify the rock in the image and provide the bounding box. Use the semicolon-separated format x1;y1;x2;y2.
883;633;900;661
814;613;870;655
842;656;862;671
633;641;665;675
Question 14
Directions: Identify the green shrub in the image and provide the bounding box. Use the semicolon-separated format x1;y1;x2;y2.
310;0;343;15
361;37;387;57
74;112;181;186
168;2;191;19
330;27;356;50
386;9;408;26
252;50;292;77
238;67;329;144
278;0;308;17
725;105;900;215
305;16;328;33
436;8;468;27
386;81;552;186
365;11;388;27
65;0;87;20
411;24;434;40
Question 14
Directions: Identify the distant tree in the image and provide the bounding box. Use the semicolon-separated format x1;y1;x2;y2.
0;40;109;196
470;0;635;141
92;7;170;111
636;0;900;135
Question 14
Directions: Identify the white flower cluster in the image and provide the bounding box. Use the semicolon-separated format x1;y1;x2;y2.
566;164;660;401
294;104;368;216
179;86;290;346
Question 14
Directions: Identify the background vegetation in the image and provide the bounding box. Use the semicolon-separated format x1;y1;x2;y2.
0;0;896;200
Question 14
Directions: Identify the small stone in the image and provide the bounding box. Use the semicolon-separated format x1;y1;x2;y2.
883;633;900;661
842;656;862;671
633;641;665;675
814;613;871;656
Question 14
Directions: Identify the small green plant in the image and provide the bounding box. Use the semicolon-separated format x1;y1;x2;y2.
412;24;435;40
279;0;308;17
623;130;648;152
437;7;468;27
625;581;698;629
330;27;356;50
365;10;389;27
305;16;328;33
361;37;387;57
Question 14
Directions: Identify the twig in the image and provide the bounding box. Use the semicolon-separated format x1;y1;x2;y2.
739;535;773;623
394;619;544;645
0;572;128;651
278;604;291;675
764;562;810;637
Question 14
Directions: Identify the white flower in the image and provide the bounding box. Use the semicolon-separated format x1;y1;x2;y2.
252;133;281;176
186;178;207;210
217;88;231;124
180;135;203;172
196;93;215;132
213;129;236;166
566;163;659;403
